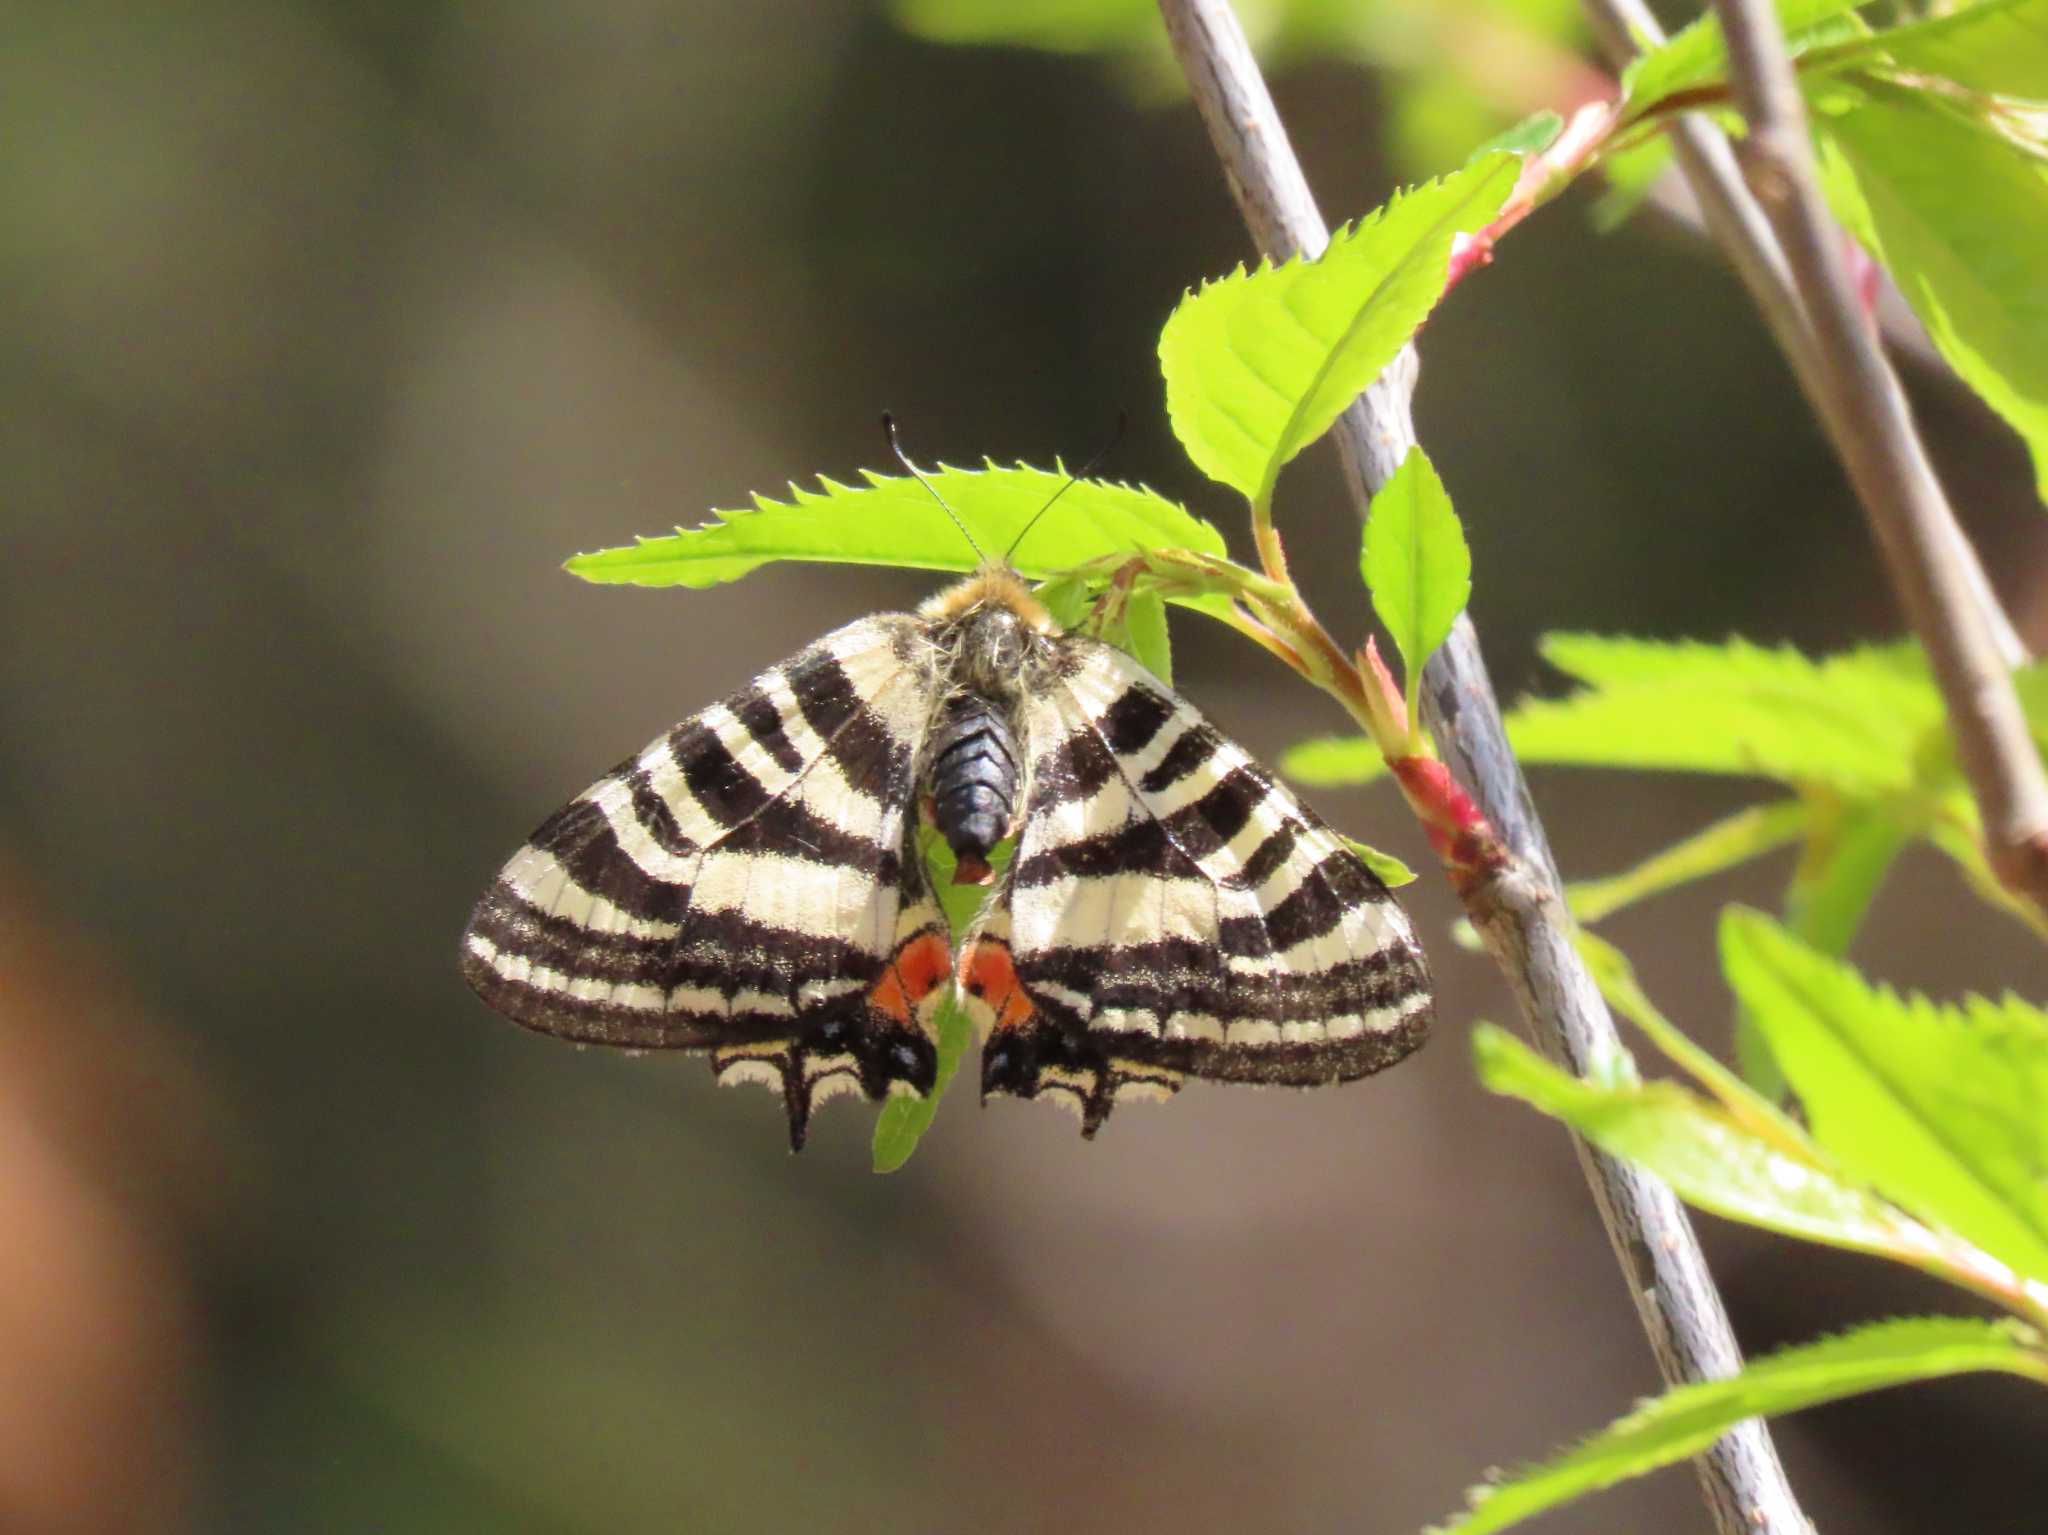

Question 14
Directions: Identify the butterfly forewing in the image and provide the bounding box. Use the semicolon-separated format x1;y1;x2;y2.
962;634;1432;1135
460;615;950;1148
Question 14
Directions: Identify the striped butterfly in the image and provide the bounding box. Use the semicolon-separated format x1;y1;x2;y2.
461;439;1432;1149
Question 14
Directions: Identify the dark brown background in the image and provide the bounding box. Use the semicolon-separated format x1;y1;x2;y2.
4;2;2046;1530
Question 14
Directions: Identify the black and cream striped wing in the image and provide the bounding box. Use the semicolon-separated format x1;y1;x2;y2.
961;637;1432;1135
460;615;954;1149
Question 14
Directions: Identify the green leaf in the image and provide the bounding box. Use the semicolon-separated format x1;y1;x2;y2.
891;0;1156;54
1342;836;1418;888
1735;1001;1791;1104
1286;637;1951;792
1469;109;1565;161
1159;156;1517;504
1389;76;1519;181
1622;0;1868;117
1782;798;1911;954
2017;657;2048;749
1924;812;2048;941
921;827;1005;939
1125;588;1173;684
1569;799;1810;924
1590;134;1673;233
1031;571;1094;632
1280;732;1391;787
566;465;1225;589
871;993;971;1174
1819;85;2048;500
1041;579;1175;682
1836;0;2048;101
1721;907;2048;1281
1748;797;1910;1099
1432;1316;2048;1534
888;0;1467;96
1517;635;1945;793
870;828;1009;1172
1475;1024;1917;1258
1362;447;1472;720
1575;928;1836;1170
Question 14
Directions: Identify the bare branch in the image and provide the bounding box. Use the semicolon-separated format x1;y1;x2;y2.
1707;0;2048;917
1154;2;1814;1530
1583;0;2026;671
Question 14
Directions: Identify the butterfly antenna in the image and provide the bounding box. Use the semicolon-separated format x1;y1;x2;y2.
1003;410;1128;566
882;413;986;564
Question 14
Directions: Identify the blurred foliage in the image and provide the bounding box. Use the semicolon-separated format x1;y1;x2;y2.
5;0;2046;1532
894;0;1593;170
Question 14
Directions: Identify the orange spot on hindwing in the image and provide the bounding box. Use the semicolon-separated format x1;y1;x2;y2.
957;938;1034;1032
867;930;951;1029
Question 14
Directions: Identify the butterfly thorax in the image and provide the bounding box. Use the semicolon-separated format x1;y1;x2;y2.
918;568;1058;884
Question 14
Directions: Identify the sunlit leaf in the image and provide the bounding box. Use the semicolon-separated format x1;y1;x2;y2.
1280;732;1391;787
1470;109;1565;160
1474;1024;1918;1257
1390;76;1520;179
1819;84;2048;500
1578;929;1823;1162
1362;447;1471;720
1747;797;1914;1096
1032;570;1094;632
1589;134;1673;232
1622;0;1868;117
1722;907;2048;1281
1284;636;1945;792
1924;814;2048;942
872;829;1009;1172
567;465;1225;589
1782;798;1911;954
1829;0;2048;100
1160;156;1516;503
892;0;1157;54
871;994;971;1174
1341;836;1418;888
2017;659;2048;747
1433;1316;2048;1533
1514;635;1944;792
1124;588;1173;684
1569;799;1809;923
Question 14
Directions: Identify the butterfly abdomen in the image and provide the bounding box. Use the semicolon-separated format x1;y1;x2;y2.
927;693;1019;881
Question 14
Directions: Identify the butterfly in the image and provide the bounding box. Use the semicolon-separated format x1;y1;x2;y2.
460;450;1433;1151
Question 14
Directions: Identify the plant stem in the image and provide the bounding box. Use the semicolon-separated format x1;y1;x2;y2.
1154;3;1812;1532
1705;0;2048;922
1249;491;1293;585
1581;0;2027;678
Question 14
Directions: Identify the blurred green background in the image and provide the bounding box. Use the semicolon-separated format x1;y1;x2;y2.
4;2;2045;1531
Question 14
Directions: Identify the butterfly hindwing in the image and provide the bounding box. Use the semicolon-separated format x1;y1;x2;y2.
963;636;1432;1135
460;615;951;1148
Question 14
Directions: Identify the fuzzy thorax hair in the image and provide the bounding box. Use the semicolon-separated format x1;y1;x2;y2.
917;566;1057;630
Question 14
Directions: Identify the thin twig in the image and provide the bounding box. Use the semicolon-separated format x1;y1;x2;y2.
1708;0;2048;917
1154;3;1813;1531
1582;0;2026;670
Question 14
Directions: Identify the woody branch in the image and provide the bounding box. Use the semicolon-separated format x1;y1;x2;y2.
1704;0;2048;920
1154;2;1812;1532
